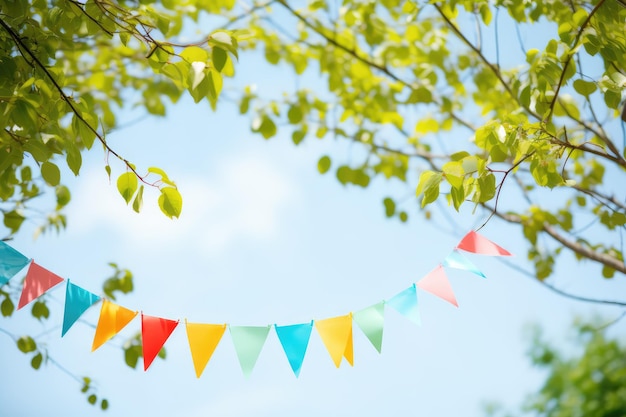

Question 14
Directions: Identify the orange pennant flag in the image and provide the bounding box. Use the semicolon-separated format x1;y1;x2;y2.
416;265;459;307
315;313;353;368
92;300;138;351
142;313;179;371
18;261;64;310
185;321;227;378
456;231;512;256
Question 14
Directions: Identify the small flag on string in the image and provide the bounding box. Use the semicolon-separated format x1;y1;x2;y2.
353;302;385;353
0;241;30;286
141;314;179;371
92;300;138;351
416;265;458;307
275;321;313;377
315;313;354;368
230;325;271;378
386;284;420;325
456;231;511;256
443;250;486;278
186;322;227;378
62;280;100;336
18;261;64;310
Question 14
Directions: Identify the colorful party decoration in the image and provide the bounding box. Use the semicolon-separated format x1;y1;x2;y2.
443;250;486;278
0;241;30;286
185;322;227;378
457;230;512;256
17;261;64;310
353;302;385;353
275;322;313;377
141;314;179;371
62;280;101;336
1;230;511;378
315;313;354;368
386;284;421;325
92;300;138;351
416;265;458;307
230;325;271;377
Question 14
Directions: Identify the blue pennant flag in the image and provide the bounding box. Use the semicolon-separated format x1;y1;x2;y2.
0;241;30;286
275;322;313;377
62;280;101;336
386;284;420;325
443;250;486;278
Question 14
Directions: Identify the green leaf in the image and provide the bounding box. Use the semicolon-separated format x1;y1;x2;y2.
31;352;43;370
292;129;306;145
317;155;331;174
41;162;61;186
101;399;109;410
573;79;597;97
88;394;97;405
287;105;303;124
31;300;50;321
17;336;37;353
132;185;144;213
1;296;14;317
212;47;227;72
252;115;277;139
147;167;175;186
416;171;442;207
158;187;183;218
4;210;25;234
56;185;71;207
124;345;141;369
117;172;138;205
399;211;408;222
383;197;396;217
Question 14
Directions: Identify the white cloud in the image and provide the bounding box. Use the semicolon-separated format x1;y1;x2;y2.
66;153;299;254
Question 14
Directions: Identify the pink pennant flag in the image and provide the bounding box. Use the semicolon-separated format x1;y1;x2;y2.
18;261;64;309
456;231;512;256
416;265;458;307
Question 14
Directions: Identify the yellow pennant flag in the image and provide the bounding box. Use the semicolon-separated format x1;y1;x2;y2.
315;313;353;368
185;321;227;378
91;299;138;351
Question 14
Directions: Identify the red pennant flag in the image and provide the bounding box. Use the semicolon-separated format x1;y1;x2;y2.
456;231;512;256
18;261;64;309
141;313;179;371
416;265;458;307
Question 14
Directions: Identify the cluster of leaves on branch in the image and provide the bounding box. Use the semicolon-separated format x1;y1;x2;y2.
233;0;626;283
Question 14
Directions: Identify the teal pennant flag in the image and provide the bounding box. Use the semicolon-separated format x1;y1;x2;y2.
386;284;420;325
0;241;30;286
443;250;486;278
353;302;385;353
62;280;101;336
275;322;313;377
230;325;271;378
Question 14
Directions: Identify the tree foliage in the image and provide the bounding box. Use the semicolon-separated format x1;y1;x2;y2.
486;319;626;417
1;0;626;411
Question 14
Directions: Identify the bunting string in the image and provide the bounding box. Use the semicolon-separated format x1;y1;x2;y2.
0;231;511;378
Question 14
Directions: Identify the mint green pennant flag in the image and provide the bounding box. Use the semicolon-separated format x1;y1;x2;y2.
62;280;101;336
386;284;420;325
275;322;313;377
230;325;271;378
0;241;30;286
353;302;385;353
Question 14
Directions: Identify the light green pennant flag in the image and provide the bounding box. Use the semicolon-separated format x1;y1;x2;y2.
229;325;271;378
353;302;385;353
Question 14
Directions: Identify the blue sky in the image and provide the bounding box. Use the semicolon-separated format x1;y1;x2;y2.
2;6;626;417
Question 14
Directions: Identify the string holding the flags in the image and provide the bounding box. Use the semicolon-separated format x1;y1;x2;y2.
0;230;511;378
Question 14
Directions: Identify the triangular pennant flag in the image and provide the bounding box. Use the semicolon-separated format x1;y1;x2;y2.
0;241;30;286
275;322;313;377
456;231;512;256
353;302;385;353
92;300;138;351
443;250;486;278
17;261;64;309
62;280;101;336
229;325;271;378
386;284;420;325
314;313;353;368
416;265;459;307
141;314;179;371
185;321;227;378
